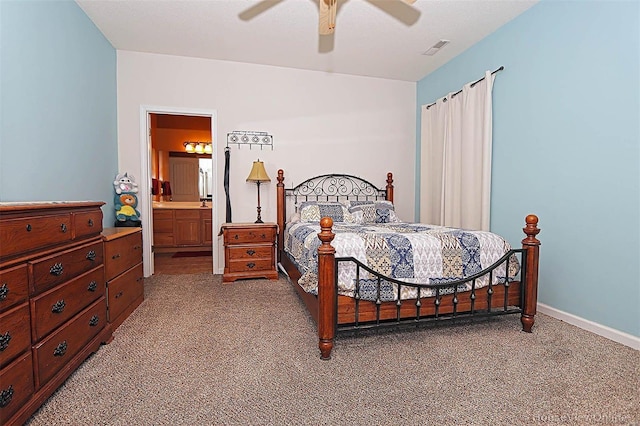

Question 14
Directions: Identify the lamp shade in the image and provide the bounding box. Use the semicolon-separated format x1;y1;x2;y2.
246;160;271;183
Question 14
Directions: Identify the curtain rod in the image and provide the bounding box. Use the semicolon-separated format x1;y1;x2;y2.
424;66;504;110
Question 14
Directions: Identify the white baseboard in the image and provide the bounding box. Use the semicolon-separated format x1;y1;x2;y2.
537;303;640;350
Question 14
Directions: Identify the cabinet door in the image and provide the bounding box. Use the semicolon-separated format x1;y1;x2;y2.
175;211;201;246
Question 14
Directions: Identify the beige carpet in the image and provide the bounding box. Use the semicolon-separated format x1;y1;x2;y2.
26;273;639;425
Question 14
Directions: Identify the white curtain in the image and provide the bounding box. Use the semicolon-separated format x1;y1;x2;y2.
420;70;495;231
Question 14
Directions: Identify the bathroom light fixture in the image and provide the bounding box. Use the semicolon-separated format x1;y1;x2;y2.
184;141;212;155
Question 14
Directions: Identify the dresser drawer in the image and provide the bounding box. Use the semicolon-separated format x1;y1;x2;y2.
0;351;34;424
0;213;72;258
227;245;273;260
224;227;276;245
73;210;103;239
31;266;105;341
107;262;144;323
0;264;28;313
0;303;31;369
30;240;103;294
32;297;106;389
104;231;142;281
228;258;274;273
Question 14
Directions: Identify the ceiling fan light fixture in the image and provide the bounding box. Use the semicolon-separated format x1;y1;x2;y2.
422;39;450;56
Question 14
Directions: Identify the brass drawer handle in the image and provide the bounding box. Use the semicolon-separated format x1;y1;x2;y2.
50;263;64;276
51;299;66;314
87;280;97;292
247;262;256;269
246;249;256;256
0;283;8;301
60;223;67;233
89;315;99;327
86;250;97;261
54;341;67;357
0;385;13;408
0;332;11;352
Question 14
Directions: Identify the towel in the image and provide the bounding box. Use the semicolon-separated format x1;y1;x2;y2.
151;178;160;195
162;181;172;196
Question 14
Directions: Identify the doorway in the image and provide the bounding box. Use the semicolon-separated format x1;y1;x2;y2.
138;106;218;277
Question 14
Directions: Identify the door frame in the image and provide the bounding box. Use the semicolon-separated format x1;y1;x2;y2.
138;105;218;277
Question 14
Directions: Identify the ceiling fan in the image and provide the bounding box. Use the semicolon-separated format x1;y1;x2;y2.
319;0;417;35
239;0;420;36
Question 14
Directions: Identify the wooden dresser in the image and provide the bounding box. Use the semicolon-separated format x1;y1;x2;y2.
0;202;111;426
220;222;278;283
102;227;144;332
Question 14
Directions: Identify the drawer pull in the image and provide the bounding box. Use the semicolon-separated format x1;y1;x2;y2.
112;253;121;260
87;280;98;292
0;283;8;301
89;315;100;327
86;250;97;261
234;234;239;240
60;223;68;233
115;291;124;299
134;245;141;250
246;249;256;256
54;341;67;357
50;263;64;276
51;300;66;314
26;224;32;232
0;385;13;408
0;332;11;351
88;219;94;227
261;233;266;239
247;262;256;269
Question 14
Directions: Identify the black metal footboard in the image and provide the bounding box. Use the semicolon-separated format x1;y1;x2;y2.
334;248;527;334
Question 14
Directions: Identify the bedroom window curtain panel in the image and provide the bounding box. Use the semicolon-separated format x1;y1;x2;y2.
420;70;495;231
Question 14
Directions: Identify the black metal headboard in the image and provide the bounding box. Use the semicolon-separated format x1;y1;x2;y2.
285;173;388;210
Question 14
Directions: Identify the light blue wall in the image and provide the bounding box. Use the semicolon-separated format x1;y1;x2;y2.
416;1;639;336
1;0;117;226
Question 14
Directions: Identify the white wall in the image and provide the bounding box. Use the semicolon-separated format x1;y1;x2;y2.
117;51;416;273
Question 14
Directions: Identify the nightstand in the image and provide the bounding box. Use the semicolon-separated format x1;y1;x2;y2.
220;222;278;283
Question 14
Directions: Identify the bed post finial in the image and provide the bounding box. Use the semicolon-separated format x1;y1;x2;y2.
276;169;285;263
521;214;540;333
317;217;336;360
386;172;394;203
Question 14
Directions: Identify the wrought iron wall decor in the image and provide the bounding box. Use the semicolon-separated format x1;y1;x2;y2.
226;131;273;150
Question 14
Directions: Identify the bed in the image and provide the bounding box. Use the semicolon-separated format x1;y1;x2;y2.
276;170;541;360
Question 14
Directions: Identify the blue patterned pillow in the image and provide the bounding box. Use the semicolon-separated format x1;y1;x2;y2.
298;201;359;223
347;201;401;223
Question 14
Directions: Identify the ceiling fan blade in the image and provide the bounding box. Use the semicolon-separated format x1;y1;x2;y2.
238;0;285;21
366;0;420;26
318;0;335;35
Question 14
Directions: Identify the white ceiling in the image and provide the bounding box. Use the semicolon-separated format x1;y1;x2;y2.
76;0;538;82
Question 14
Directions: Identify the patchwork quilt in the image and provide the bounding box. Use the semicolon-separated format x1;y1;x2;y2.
284;221;520;301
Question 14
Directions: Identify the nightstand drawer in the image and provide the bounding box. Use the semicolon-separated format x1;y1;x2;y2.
228;258;274;273
104;231;143;280
224;227;276;245
227;246;273;260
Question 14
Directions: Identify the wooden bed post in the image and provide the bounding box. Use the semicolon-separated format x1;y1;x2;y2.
386;172;394;203
521;214;541;333
317;217;336;360
276;169;285;263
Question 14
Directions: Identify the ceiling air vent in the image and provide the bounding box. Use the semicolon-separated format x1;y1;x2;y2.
422;40;450;56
